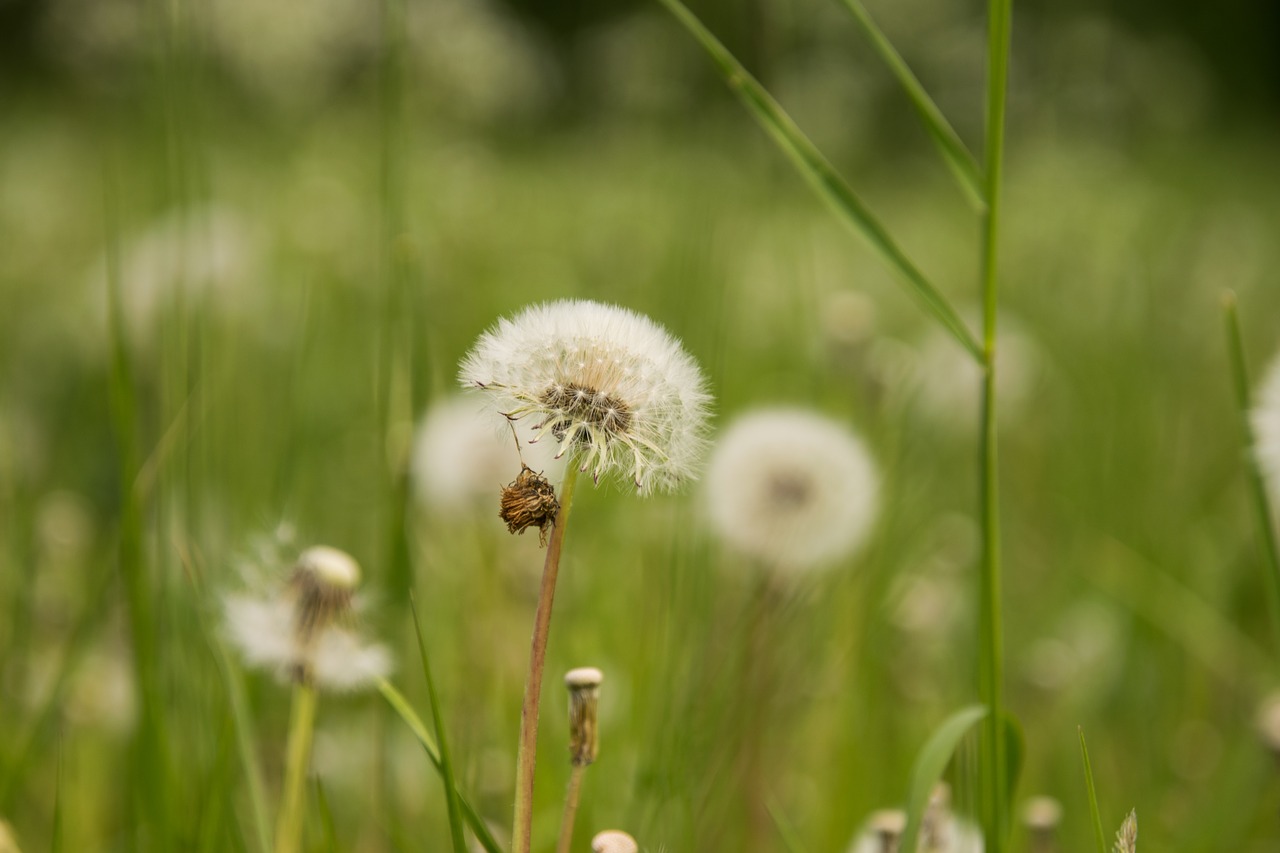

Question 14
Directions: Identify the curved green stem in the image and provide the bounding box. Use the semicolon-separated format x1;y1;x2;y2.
512;464;581;853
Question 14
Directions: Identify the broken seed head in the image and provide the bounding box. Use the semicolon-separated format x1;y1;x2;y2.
499;465;559;546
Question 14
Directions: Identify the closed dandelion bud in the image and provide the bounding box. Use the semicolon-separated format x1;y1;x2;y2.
1113;810;1136;853
1022;796;1062;853
591;830;638;853
290;545;360;641
499;465;559;546
565;667;603;767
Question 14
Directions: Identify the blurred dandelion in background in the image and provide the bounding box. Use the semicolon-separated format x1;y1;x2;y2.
1251;351;1280;506
223;545;391;691
459;299;711;493
704;407;878;573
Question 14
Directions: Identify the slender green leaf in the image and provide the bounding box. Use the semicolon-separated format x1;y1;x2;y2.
766;795;810;853
1222;290;1280;653
834;0;984;208
411;596;468;853
1078;728;1108;853
315;778;339;853
900;705;988;853
378;679;504;853
999;712;1024;822
657;0;982;361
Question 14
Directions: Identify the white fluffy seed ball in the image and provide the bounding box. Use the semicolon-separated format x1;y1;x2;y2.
704;408;878;572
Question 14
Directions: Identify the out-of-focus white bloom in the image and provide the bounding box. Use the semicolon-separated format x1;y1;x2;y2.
411;394;562;515
848;810;905;853
223;546;391;692
910;316;1039;431
88;205;258;345
847;798;983;853
1253;353;1280;506
459;300;711;494
591;830;638;853
704;408;878;572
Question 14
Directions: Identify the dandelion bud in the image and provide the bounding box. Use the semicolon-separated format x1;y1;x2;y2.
290;545;360;642
868;810;905;853
565;667;603;767
591;830;638;853
1022;796;1062;853
499;465;559;546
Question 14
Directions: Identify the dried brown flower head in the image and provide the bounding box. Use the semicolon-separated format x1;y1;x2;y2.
499;465;559;545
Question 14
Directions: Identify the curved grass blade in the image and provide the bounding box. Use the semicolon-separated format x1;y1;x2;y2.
378;679;503;853
1222;290;1280;652
834;0;984;208
410;595;468;853
1078;727;1108;853
657;0;982;362
900;704;988;853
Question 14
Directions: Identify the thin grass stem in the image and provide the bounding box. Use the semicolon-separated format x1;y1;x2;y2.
513;463;581;853
275;683;319;853
1222;291;1280;652
555;765;586;853
1078;728;1108;853
977;0;1013;847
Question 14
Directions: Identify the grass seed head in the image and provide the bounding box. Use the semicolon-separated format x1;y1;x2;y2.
1113;809;1137;853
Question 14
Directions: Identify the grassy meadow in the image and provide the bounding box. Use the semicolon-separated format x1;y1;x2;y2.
3;0;1280;850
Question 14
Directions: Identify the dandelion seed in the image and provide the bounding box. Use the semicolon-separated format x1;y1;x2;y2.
591;830;638;853
459;299;711;493
1253;354;1280;505
1113;809;1137;853
224;545;391;691
704;408;878;572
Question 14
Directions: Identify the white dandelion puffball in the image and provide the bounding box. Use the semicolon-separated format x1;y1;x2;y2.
591;830;639;853
1253;352;1280;506
458;300;711;494
705;408;878;571
411;394;562;514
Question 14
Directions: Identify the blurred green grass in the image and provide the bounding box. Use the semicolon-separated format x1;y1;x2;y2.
3;1;1280;851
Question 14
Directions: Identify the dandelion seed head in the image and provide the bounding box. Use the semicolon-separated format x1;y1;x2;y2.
565;666;603;767
1253;354;1280;506
705;408;878;572
459;300;711;494
591;830;638;853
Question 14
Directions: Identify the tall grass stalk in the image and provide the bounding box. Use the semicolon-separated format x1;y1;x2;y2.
1221;291;1280;649
977;0;1013;846
274;683;319;853
513;464;581;853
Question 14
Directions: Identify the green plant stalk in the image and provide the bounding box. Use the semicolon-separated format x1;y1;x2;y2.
656;0;982;362
513;464;581;853
377;679;503;853
1078;728;1108;853
900;705;989;852
1222;291;1280;651
215;642;274;853
411;597;468;853
554;765;586;853
275;682;319;853
834;0;985;208
977;0;1013;847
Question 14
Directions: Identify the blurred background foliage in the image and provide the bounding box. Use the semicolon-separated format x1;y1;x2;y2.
2;0;1280;851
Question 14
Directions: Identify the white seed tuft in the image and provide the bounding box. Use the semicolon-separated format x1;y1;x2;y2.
1253;353;1280;507
591;830;638;853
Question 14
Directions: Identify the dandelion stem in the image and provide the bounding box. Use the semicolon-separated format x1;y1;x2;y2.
555;765;587;853
977;0;1013;847
513;464;581;853
275;682;319;853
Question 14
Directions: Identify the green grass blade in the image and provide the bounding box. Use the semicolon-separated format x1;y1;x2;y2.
656;0;982;362
212;641;274;853
1078;727;1108;853
315;778;339;853
765;796;810;853
900;704;988;853
1222;290;1280;652
377;679;503;853
834;0;985;208
411;596;468;853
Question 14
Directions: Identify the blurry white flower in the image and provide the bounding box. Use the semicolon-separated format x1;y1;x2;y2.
848;810;905;853
704;408;878;572
411;394;562;515
1253;353;1280;506
591;830;638;853
459;300;711;493
847;796;983;853
910;315;1039;431
224;545;391;691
